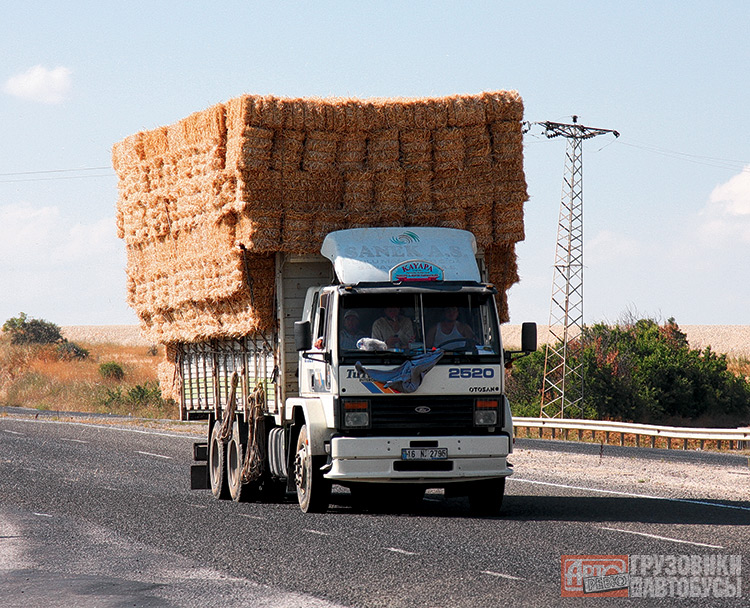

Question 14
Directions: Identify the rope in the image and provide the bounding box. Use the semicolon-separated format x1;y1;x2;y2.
217;371;239;442
241;382;266;484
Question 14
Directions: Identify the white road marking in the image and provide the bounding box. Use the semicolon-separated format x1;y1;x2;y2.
481;570;525;581
33;513;53;518
239;514;264;520
61;438;88;444
304;529;331;536
3;430;24;435
513;478;750;512
386;547;418;556
136;451;173;460
4;417;199;439
599;526;725;549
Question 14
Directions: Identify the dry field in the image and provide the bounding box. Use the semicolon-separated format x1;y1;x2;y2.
64;324;750;358
502;324;750;358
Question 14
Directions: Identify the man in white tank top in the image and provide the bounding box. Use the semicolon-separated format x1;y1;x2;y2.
426;306;475;349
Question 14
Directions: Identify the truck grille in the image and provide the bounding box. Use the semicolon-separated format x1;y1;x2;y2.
368;396;477;435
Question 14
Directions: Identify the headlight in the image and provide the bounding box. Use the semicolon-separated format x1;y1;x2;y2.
343;399;370;428
474;398;499;426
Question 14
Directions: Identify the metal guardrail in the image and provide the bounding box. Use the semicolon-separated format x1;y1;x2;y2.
513;417;750;451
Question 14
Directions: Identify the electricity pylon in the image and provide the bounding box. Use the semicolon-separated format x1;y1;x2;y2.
539;117;618;418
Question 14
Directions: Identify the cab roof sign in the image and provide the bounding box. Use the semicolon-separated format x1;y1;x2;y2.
321;227;481;284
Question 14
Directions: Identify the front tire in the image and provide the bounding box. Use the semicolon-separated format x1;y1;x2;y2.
468;477;506;516
294;424;331;513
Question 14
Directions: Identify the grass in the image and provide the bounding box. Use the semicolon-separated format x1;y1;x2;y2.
0;338;178;419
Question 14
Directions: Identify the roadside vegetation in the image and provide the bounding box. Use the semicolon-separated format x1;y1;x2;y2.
0;313;175;419
506;316;750;428
2;312;749;428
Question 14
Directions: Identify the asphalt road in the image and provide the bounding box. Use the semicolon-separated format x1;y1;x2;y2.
1;411;747;607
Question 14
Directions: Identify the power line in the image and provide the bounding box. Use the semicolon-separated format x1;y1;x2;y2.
0;166;111;177
0;173;115;183
0;166;115;184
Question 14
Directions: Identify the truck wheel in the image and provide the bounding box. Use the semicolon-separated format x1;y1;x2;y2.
468;477;506;516
294;424;331;513
209;421;230;500
227;424;251;502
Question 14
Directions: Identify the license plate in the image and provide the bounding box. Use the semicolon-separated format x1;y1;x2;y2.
401;448;448;461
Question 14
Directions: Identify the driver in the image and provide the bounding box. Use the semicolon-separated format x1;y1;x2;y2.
426;306;475;349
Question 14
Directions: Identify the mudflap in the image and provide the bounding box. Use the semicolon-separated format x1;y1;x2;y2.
191;441;209;489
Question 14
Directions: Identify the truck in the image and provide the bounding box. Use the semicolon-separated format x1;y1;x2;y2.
188;225;536;514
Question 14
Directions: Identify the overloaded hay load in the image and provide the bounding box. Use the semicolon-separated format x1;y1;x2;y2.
113;91;528;345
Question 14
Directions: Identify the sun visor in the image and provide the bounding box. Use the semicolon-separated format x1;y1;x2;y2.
321;227;481;284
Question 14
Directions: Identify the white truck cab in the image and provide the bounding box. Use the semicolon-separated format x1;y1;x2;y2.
282;227;536;513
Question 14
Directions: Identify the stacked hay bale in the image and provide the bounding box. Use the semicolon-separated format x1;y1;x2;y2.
114;91;527;358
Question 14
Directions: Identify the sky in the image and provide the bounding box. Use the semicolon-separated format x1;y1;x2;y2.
1;1;748;328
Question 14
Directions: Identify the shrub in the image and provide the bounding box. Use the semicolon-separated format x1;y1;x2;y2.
505;317;750;424
56;341;89;361
2;313;62;345
99;361;125;381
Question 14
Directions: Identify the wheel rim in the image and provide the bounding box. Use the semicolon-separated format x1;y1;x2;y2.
210;435;221;486
295;446;308;497
228;439;239;488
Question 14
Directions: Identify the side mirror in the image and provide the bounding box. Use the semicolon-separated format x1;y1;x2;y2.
521;322;537;353
294;320;312;352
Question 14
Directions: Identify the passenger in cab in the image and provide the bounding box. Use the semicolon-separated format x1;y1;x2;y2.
426;306;475;349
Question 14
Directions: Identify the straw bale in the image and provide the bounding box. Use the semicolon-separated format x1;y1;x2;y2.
433;127;465;172
481;91;524;122
156;343;180;403
111;133;145;173
367;129;400;172
337;133;367;171
236;169;283;213
281;210;312;253
235;209;283;252
463;124;492;168
447;96;486;127
403;170;433;213
167;103;225;154
252;96;285;130
114;89;528;342
437;208;466;230
399;129;432;172
141;127;169;159
466;203;494;248
303;130;339;172
374;170;405;220
234;126;275;170
343;171;375;212
270;130;305;171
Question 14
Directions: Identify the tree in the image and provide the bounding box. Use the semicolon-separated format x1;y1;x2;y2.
2;313;62;345
505;317;750;424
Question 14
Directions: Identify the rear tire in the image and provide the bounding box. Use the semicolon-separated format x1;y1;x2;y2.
468;477;506;516
209;421;230;500
228;423;256;503
294;424;331;513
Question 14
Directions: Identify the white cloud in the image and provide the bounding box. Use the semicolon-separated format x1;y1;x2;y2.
0;202;117;266
700;166;750;244
0;202;128;325
3;65;72;104
587;229;642;264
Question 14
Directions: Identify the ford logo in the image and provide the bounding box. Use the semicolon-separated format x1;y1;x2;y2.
415;406;431;414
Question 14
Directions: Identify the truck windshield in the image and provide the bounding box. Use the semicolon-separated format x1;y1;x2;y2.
338;292;500;356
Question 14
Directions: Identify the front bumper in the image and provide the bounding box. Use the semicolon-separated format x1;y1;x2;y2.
325;435;512;483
